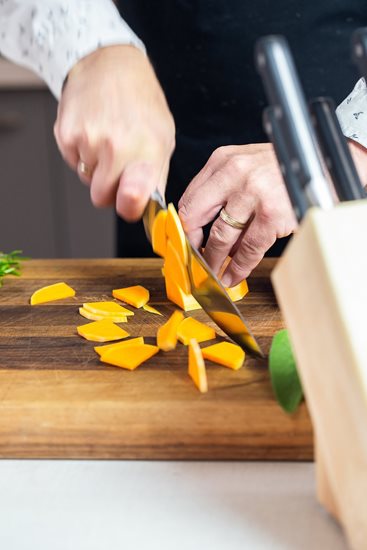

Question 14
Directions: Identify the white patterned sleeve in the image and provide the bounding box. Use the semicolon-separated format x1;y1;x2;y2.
336;78;367;148
0;0;145;99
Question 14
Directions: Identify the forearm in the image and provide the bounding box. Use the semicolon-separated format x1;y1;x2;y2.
0;0;145;98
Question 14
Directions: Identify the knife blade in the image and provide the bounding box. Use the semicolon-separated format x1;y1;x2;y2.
143;192;264;358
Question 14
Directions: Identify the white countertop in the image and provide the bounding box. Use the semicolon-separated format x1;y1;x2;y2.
0;461;347;550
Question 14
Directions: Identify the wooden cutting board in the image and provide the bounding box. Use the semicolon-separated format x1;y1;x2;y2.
0;258;313;459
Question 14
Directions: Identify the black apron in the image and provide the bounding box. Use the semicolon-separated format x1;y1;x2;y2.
116;0;367;257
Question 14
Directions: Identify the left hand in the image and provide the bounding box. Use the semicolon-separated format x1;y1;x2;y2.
178;143;297;287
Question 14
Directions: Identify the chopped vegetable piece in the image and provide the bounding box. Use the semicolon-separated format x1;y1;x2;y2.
152;209;168;258
166;203;188;266
77;319;130;342
190;254;208;288
210;311;245;334
94;337;145;356
157;310;184;351
269;329;303;414
0;250;27;288
30;282;75;305
202;341;245;370
113;285;150;308
225;279;249;302
100;343;159;370
164;239;190;294
79;307;127;323
143;304;162;315
188;339;208;393
83;301;134;316
177;316;216;345
165;273;201;311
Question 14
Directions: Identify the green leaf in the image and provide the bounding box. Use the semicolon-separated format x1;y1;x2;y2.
269;329;303;414
0;250;28;288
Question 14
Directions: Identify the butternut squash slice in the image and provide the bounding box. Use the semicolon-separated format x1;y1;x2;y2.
188;339;208;393
225;279;249;302
94;337;145;356
100;343;159;370
177;316;216;345
143;304;162;315
30;282;75;305
166;203;188;266
152;209;168;258
79;307;127;323
190;254;208;289
113;285;150;308
77;319;130;342
83;301;134;317
202;341;245;370
164;239;191;294
157;310;184;351
165;273;201;311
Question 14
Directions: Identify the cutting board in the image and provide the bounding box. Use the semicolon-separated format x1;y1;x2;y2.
0;258;313;459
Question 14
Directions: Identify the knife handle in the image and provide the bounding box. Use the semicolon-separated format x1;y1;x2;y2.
309;97;366;202
255;35;334;210
352;28;367;80
263;106;308;221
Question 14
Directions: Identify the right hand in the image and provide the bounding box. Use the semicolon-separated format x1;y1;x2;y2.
54;45;175;221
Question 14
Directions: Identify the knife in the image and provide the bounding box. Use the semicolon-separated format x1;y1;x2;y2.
143;191;264;358
255;35;335;212
309;97;366;202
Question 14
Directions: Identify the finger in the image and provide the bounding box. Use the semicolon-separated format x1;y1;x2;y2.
221;217;276;286
89;138;126;207
53;120;79;170
77;141;98;186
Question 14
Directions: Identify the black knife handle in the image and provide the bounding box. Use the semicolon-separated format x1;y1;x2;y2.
263;106;308;221
352;28;367;80
255;35;334;210
309;97;366;202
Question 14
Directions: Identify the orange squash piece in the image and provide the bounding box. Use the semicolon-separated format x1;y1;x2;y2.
83;301;134;317
77;319;130;342
100;343;159;370
177;316;216;345
143;304;162;315
30;282;75;305
188;339;208;393
190;254;209;289
202;341;245;370
113;285;150;308
157;310;184;351
225;280;249;302
152;209;168;258
165;273;201;311
164;239;190;294
94;337;145;356
166;203;188;266
79;307;127;323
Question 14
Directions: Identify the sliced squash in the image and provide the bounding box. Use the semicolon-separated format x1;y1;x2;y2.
166;203;188;266
100;343;159;370
164;239;190;294
190;254;209;289
113;285;150;308
77;319;130;342
157;310;184;351
143;304;162;316
30;282;75;305
177;316;216;345
210;311;245;335
202;341;245;370
79;307;127;323
152;209;168;258
165;273;201;311
94;336;145;356
225;280;249;302
188;339;208;393
83;301;134;317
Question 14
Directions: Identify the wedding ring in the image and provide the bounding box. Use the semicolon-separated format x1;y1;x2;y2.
219;208;246;230
78;160;92;177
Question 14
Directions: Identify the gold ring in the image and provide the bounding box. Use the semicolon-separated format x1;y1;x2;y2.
219;208;246;230
78;160;92;177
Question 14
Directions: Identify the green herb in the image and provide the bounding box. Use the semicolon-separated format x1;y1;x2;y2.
269;329;303;414
0;250;28;287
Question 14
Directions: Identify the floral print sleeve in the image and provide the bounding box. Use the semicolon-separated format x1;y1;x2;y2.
336;78;367;149
0;0;145;99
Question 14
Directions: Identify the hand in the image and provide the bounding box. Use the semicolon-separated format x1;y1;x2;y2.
54;45;175;221
178;143;297;286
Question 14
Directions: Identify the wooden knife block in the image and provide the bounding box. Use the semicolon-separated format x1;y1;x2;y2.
272;201;367;550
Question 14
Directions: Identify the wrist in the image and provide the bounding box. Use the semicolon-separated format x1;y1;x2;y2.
348;139;367;188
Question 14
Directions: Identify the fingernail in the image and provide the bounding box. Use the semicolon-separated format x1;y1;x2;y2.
221;273;232;287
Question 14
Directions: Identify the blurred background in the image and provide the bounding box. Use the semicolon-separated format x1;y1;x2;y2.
0;56;115;258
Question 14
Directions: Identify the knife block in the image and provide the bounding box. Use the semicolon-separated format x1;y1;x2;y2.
271;200;367;550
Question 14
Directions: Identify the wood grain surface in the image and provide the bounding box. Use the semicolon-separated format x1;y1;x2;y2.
0;258;313;459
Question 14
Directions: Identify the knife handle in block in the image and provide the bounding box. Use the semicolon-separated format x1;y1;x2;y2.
271;200;367;550
263;106;308;221
352;28;367;81
309;97;366;202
